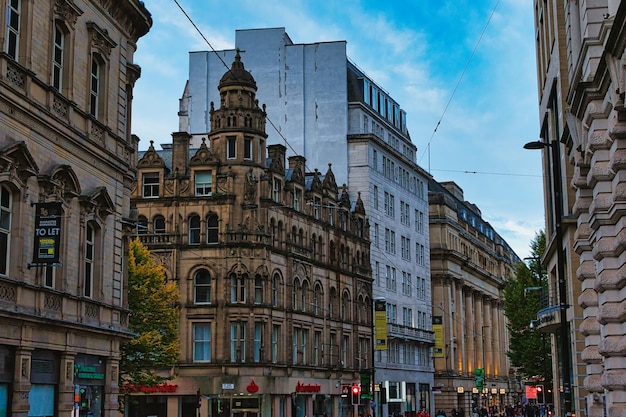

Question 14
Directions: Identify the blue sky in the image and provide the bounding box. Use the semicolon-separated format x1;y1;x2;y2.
132;0;544;259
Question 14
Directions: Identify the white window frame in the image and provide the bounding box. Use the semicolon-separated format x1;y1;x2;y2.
193;323;211;362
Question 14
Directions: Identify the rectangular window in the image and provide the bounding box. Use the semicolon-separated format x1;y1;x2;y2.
195;171;212;196
193;323;211;362
403;307;413;327
52;24;64;90
402;272;412;296
244;138;252;160
314;331;321;366
142;173;159;198
401;236;411;260
313;197;320;219
373;185;378;210
90;56;100;117
0;186;12;276
294;189;301;211
272;179;281;203
230;322;246;363
384;192;395;217
372;150;378;171
44;267;55;288
6;0;20;60
254;322;263;362
227;137;236;159
84;224;94;298
272;325;279;363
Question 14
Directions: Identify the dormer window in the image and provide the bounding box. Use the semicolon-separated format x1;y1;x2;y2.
272;179;281;203
142;173;159;198
195;171;212;196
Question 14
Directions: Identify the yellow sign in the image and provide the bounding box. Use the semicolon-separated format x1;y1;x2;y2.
433;316;444;358
374;299;387;350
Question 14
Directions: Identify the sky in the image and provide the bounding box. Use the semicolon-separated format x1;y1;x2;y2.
132;0;544;260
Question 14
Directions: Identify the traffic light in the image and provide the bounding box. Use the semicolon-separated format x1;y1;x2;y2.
351;384;361;405
536;385;544;403
474;368;484;389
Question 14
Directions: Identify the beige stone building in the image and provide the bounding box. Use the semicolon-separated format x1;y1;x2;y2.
131;55;373;417
428;181;520;414
531;1;626;417
530;1;586;416
0;1;151;416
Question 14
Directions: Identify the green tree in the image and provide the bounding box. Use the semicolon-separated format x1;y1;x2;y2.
504;231;552;386
120;238;180;387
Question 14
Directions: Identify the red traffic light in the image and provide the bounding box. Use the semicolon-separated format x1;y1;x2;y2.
352;385;361;394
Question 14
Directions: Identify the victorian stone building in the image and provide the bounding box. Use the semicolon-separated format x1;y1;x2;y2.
530;2;626;417
131;54;372;417
0;1;151;417
183;28;435;416
428;181;520;414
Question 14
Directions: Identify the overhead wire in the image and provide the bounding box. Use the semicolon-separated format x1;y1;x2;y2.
417;0;502;166
172;0;311;174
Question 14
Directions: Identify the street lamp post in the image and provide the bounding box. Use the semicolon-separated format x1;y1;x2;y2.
524;140;572;417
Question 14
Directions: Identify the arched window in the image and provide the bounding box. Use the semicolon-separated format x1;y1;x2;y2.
313;283;323;316
301;280;308;312
341;291;350;321
254;275;263;304
272;273;280;307
0;185;12;276
292;278;300;310
206;213;218;243
153;215;165;234
194;269;211;304
189;215;200;244
137;215;148;234
84;222;100;298
231;273;246;303
270;218;277;246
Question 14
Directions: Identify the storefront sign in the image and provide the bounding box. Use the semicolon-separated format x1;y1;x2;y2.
32;202;62;264
121;383;178;393
247;380;259;393
295;381;321;393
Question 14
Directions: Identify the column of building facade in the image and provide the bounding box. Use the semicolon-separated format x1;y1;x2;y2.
464;287;476;372
589;111;626;415
572;142;602;417
58;353;76;416
11;347;33;415
475;293;485;374
454;279;465;376
482;296;493;378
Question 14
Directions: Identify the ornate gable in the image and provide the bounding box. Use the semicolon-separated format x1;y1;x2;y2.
138;140;165;168
189;138;219;166
268;156;285;175
80;186;114;218
354;192;366;215
0;141;39;183
339;184;351;208
322;164;338;195
310;169;323;194
289;158;305;186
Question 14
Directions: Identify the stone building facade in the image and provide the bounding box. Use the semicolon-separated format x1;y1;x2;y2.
428;181;520;414
131;55;372;417
183;28;435;416
531;2;626;417
0;1;151;417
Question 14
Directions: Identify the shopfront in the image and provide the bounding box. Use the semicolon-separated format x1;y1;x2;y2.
74;354;106;417
29;349;59;417
0;346;13;417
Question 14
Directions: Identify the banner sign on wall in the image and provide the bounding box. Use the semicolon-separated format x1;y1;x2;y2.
32;202;62;264
433;315;444;358
374;299;388;350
